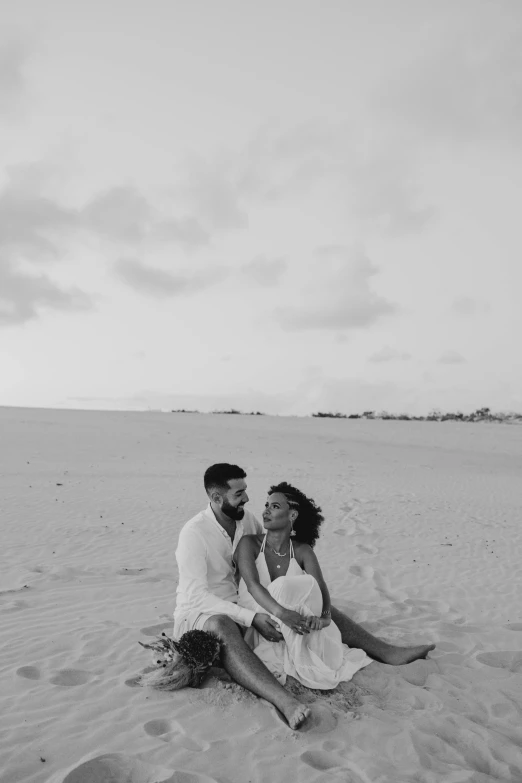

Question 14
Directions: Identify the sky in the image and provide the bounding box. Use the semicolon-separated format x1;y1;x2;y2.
1;0;521;416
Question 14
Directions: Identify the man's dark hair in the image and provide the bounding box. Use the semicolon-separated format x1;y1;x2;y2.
268;481;324;548
204;463;246;495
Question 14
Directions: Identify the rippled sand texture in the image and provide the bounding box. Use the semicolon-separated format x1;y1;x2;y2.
1;407;522;783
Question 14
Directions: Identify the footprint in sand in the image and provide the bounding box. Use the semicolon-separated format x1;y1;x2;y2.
300;750;345;771
139;622;172;637
333;528;347;536
144;719;210;751
405;598;449;614
373;571;405;602
397;658;439;687
349;565;374;579
342;522;358;536
144;718;172;738
16;665;41;680
505;623;522;631
476;651;522;674
357;544;378;555
321;739;345;752
354;520;373;535
17;666;92;686
5;599;30;611
491;702;516;718
300;750;368;781
124;674;144;688
50;669;92;686
56;753;218;783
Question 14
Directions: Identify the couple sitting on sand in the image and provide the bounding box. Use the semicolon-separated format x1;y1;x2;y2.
173;463;435;729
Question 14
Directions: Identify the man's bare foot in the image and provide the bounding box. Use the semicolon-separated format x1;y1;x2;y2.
382;643;436;665
283;702;311;730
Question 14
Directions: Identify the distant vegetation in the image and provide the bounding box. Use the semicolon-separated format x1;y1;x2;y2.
171;407;521;423
212;409;265;416
172;409;264;416
313;411;352;419
312;407;522;423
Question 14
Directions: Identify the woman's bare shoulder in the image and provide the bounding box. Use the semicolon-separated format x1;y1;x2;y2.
292;540;318;566
236;533;263;554
292;540;313;556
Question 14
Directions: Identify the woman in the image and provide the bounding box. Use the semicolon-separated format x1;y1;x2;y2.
235;482;373;690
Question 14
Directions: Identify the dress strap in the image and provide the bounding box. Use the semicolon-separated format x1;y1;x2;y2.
260;533;267;552
290;538;295;559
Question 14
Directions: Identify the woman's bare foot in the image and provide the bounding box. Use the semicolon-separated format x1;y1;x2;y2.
382;643;436;665
283;701;311;730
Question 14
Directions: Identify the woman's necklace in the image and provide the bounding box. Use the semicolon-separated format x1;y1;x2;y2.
266;541;289;569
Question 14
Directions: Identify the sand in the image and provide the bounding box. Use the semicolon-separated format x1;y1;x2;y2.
1;406;522;783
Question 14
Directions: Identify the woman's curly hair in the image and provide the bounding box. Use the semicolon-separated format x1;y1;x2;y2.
268;482;324;548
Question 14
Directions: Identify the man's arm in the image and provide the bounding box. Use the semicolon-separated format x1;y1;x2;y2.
176;527;255;627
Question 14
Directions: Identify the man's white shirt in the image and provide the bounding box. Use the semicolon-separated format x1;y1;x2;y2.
174;504;264;636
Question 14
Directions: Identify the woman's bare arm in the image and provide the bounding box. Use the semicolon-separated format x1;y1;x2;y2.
235;536;310;635
298;543;332;629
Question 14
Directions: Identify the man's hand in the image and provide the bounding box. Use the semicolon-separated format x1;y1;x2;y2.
252;613;284;642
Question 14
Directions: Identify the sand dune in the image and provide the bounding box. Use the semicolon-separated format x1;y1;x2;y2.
1;407;522;782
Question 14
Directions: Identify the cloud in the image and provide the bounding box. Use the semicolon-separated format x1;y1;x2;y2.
178;119;434;240
369;346;412;363
182;156;249;232
0;187;78;261
1;167;209;264
378;7;522;146
238;122;333;203
82;186;152;244
81;186;210;249
151;216;209;247
250;122;434;235
438;350;466;365
0;161;216;326
242;255;287;287
0;165;93;326
346;139;435;235
450;297;490;316
114;257;224;298
276;246;397;332
0;38;28;116
0;256;93;326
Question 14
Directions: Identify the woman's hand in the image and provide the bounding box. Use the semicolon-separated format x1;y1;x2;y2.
305;616;331;631
279;609;310;635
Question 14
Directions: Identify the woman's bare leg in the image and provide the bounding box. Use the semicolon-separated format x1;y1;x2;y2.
330;607;435;664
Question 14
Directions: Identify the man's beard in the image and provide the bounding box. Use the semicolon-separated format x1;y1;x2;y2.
221;499;245;521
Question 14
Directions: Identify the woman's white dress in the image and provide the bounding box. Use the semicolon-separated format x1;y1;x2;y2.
237;536;373;689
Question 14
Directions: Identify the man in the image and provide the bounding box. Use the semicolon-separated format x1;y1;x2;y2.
174;463;435;729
